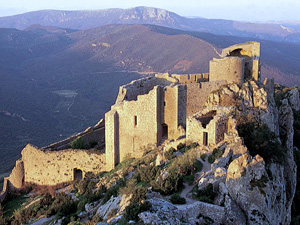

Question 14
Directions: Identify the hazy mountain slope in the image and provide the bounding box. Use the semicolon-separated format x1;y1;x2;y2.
1;24;300;177
0;7;299;44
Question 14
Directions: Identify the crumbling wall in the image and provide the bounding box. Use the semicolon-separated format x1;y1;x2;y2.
7;159;24;190
115;76;174;103
107;86;163;164
186;106;234;146
0;178;8;203
221;42;260;58
209;57;245;84
164;86;178;140
43;119;105;151
221;42;261;81
105;110;119;171
22;144;106;186
171;74;204;84
186;81;227;117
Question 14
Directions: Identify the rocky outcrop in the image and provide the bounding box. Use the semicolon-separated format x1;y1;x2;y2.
226;153;294;224
206;81;279;136
96;195;122;220
288;88;300;111
278;98;297;223
138;198;226;225
224;195;246;225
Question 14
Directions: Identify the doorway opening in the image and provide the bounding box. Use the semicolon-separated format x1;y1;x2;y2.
162;123;168;139
203;132;208;146
73;168;83;181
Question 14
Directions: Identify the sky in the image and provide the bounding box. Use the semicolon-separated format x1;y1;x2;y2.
0;0;299;22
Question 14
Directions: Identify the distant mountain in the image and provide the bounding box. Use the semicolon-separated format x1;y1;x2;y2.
1;23;300;175
0;7;300;44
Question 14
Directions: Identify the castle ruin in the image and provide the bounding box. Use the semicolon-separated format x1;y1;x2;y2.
1;41;265;201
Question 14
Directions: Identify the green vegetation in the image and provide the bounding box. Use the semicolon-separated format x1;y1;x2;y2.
177;142;198;154
200;154;207;161
124;201;152;221
0;204;9;225
170;193;186;204
11;192;77;224
164;147;175;160
135;165;159;184
69;137;98;150
2;193;27;217
151;170;182;195
195;183;215;204
237;122;285;164
208;148;224;164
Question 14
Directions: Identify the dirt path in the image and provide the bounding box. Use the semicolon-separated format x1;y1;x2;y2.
180;183;196;204
199;157;211;174
179;157;212;205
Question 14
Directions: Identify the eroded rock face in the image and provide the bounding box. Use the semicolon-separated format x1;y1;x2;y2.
139;198;183;225
206;81;279;136
96;195;122;220
278;98;297;223
288;88;300;111
226;153;292;225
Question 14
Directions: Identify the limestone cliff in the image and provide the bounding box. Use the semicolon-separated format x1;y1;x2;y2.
203;81;298;224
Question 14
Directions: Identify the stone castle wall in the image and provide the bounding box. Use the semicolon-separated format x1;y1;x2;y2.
186;81;227;118
186;106;235;146
106;86;163;169
115;76;175;104
209;57;245;84
8;159;24;190
164;86;181;139
22;144;106;186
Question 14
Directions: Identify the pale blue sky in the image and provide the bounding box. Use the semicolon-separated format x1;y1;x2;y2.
0;0;299;22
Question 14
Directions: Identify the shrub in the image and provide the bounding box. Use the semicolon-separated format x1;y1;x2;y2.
200;154;207;161
0;204;8;224
194;160;203;173
69;137;88;149
170;193;186;204
77;179;89;195
208;148;224;164
196;183;214;204
177;143;186;151
77;199;87;212
121;179;148;204
89;140;98;148
136;164;159;184
151;170;182;195
238;122;285;164
40;193;53;206
102;179;126;205
165;147;175;160
124;201;151;221
170;153;196;176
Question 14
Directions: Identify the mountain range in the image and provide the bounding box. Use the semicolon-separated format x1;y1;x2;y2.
1;7;300;179
1;7;300;44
